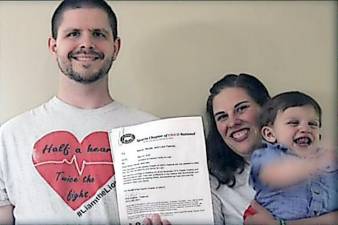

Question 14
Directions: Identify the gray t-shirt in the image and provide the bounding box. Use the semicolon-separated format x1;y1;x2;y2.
0;97;157;224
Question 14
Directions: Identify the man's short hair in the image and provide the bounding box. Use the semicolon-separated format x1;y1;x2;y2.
51;0;118;40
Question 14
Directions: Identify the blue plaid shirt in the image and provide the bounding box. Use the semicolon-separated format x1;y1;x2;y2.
250;143;338;220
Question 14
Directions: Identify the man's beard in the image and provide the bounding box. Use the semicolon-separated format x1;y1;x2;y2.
57;54;113;84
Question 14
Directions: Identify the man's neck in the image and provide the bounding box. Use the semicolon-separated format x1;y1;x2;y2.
57;75;113;109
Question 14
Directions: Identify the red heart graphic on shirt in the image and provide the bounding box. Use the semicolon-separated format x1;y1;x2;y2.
32;131;114;210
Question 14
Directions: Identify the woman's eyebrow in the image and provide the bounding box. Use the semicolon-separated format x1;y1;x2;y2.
214;111;226;117
234;100;250;108
214;100;250;117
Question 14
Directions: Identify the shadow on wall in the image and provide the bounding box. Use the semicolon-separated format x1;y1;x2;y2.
111;20;288;118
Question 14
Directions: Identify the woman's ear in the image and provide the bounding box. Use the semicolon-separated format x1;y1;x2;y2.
261;126;277;143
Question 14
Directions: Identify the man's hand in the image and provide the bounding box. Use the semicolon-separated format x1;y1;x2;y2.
143;213;171;225
0;205;14;225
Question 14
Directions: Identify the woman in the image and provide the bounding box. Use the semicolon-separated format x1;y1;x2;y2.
207;73;269;225
206;73;338;225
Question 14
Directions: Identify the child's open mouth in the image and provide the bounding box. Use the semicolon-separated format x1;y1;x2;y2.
294;136;312;147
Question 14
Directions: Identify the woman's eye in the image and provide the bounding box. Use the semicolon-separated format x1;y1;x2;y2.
216;114;228;122
236;105;249;114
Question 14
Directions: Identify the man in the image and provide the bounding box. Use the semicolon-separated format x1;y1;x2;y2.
0;1;166;224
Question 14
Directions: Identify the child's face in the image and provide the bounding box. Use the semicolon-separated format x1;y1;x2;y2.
264;105;320;157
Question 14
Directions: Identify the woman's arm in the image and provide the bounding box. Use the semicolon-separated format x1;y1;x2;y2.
211;192;226;225
244;201;338;225
286;211;338;225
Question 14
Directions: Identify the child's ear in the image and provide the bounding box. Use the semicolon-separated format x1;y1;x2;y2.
261;126;277;143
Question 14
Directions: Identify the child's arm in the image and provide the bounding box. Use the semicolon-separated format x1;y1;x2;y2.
259;148;336;188
259;156;317;187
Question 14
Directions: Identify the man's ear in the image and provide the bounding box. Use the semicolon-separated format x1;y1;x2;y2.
112;37;121;61
48;37;57;55
261;126;277;143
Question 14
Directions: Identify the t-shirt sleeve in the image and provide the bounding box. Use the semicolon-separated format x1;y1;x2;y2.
209;175;226;225
0;179;10;207
211;192;225;225
0;129;11;206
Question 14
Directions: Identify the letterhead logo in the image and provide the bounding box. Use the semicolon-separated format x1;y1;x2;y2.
120;133;135;144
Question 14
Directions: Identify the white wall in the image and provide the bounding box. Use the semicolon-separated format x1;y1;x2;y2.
0;1;336;142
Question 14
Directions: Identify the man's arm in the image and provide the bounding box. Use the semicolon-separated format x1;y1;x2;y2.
0;205;14;225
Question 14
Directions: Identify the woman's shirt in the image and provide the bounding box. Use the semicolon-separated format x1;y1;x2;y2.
210;166;255;225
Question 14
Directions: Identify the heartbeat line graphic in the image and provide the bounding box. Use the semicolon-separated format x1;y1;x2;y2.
33;155;113;176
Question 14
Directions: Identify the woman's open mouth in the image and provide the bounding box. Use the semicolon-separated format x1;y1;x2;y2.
229;128;250;142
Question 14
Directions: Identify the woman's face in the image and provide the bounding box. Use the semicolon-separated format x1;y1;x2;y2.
212;87;262;158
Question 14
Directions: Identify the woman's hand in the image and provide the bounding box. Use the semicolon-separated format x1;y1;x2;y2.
143;214;171;225
244;201;278;225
